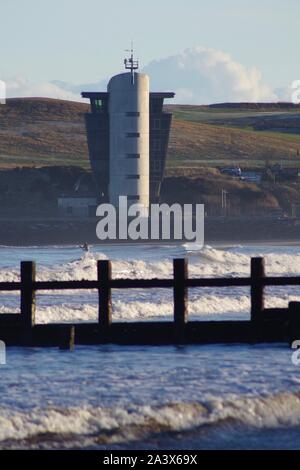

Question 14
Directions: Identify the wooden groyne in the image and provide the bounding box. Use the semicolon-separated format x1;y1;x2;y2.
0;257;300;349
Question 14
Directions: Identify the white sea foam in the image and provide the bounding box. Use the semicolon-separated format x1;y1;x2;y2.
0;246;300;322
1;244;299;449
1;245;300;281
1;391;300;448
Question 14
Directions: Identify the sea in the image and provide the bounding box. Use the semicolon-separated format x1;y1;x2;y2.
0;243;300;449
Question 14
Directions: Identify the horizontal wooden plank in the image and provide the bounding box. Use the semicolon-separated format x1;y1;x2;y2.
263;277;300;286
110;279;174;288
0;313;21;324
0;277;297;293
34;280;99;290
0;282;20;291
0;319;293;347
33;279;173;290
32;278;257;290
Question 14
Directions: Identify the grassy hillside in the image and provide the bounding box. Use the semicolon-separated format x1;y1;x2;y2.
167;103;300;169
1;98;300;170
1;98;300;217
168;120;300;169
0;98;89;167
0;98;300;218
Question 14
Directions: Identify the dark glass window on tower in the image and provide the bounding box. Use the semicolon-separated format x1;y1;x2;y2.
127;154;140;159
91;98;104;114
152;160;161;170
152;140;161;151
153;119;161;130
126;175;140;179
126;112;140;117
127;132;140;138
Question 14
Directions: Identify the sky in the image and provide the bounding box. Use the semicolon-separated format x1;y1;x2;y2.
0;0;299;103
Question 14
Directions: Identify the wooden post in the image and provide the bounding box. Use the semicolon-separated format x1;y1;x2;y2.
288;302;300;344
59;325;75;350
173;258;188;327
97;260;112;328
20;261;36;329
250;257;265;323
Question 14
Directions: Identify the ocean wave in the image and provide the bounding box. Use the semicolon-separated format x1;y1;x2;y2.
0;246;300;323
1;245;300;282
1;391;300;448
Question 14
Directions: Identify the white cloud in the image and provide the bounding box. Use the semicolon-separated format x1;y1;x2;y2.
275;84;297;103
142;46;278;104
4;76;82;102
2;47;283;104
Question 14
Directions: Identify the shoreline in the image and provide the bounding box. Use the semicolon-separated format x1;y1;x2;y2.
0;239;300;248
0;217;298;247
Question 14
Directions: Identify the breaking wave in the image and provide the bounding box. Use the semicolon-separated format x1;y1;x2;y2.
1;245;300;281
0;246;300;323
2;391;300;449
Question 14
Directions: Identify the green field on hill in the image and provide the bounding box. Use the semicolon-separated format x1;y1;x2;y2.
0;98;300;170
0;99;300;216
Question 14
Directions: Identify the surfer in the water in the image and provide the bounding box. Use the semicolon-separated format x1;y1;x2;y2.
80;242;89;252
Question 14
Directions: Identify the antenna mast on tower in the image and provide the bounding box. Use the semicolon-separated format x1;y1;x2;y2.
124;43;139;84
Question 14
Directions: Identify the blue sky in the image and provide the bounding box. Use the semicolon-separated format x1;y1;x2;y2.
0;0;298;102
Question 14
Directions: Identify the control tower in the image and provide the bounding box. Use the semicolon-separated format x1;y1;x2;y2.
108;52;149;208
82;51;174;206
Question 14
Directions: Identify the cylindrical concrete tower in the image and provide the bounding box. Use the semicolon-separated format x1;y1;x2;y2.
108;72;149;209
